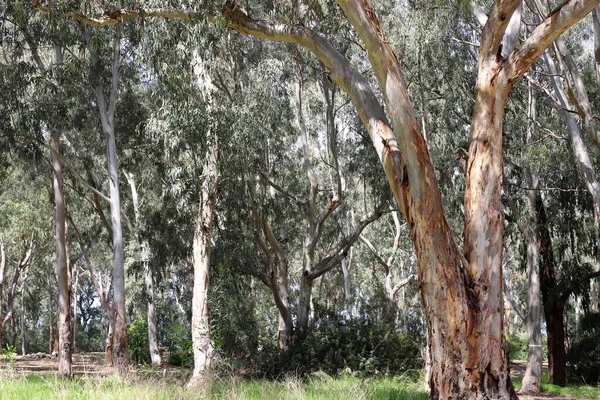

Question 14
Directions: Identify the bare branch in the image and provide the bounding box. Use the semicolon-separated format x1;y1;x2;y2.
308;206;384;280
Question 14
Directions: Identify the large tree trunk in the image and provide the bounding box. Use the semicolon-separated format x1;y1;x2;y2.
190;136;218;385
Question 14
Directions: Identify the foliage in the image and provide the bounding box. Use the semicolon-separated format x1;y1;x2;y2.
288;311;423;377
127;316;150;365
506;333;529;362
2;345;17;364
165;317;193;368
568;312;600;384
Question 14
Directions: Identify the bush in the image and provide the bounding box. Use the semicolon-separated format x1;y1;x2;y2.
286;313;423;377
128;316;150;364
506;333;528;361
165;318;193;368
568;312;600;384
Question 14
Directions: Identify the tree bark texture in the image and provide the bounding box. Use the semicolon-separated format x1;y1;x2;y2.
190;136;218;382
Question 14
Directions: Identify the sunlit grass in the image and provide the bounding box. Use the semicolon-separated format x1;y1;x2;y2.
0;371;428;400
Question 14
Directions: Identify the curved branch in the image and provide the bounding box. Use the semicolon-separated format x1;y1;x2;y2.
506;0;600;81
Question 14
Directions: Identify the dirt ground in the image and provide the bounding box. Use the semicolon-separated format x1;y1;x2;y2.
0;352;188;381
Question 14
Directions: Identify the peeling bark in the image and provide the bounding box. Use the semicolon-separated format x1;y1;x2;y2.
190;134;218;384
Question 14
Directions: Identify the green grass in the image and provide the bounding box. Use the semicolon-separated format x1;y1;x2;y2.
513;370;600;399
2;369;599;399
0;372;427;400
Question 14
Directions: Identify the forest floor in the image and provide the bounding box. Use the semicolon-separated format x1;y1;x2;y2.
0;354;597;399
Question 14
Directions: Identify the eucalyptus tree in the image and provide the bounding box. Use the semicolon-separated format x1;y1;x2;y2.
34;0;600;395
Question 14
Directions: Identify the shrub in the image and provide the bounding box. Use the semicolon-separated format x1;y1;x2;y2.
165;318;193;368
128;316;150;364
287;313;423;377
506;333;528;361
568;312;600;384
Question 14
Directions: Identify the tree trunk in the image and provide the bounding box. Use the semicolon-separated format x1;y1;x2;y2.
50;44;72;378
52;124;72;378
521;177;542;393
217;0;600;396
190;136;218;385
144;251;160;365
107;121;128;374
20;293;25;355
72;267;78;353
85;23;128;374
103;303;114;365
125;172;160;366
535;193;567;385
0;237;5;347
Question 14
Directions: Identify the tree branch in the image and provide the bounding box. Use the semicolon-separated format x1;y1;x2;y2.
308;206;384;280
505;0;600;81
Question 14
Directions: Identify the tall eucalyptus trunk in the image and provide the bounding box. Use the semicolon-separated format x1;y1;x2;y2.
50;44;72;379
221;0;599;396
86;23;128;374
43;0;600;397
190;136;218;384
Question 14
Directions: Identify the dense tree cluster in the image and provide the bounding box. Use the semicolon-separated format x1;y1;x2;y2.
1;0;600;398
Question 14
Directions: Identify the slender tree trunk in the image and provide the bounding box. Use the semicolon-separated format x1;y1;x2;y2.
72;268;78;353
51;45;72;379
535;194;567;385
20;293;25;355
107;122;128;374
521;178;542;392
0;237;5;347
86;23;128;374
125;172;160;366
143;250;160;365
190;136;218;385
48;288;53;354
103;303;114;364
